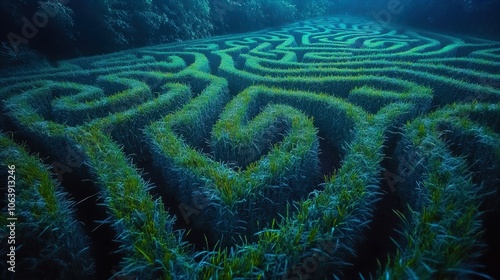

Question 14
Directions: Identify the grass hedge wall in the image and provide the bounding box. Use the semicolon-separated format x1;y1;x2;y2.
1;16;499;279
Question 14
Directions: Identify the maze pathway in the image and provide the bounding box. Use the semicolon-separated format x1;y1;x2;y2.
1;16;499;279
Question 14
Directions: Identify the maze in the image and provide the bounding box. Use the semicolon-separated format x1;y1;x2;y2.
1;16;499;279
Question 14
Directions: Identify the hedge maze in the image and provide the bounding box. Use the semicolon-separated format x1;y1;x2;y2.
1;16;499;279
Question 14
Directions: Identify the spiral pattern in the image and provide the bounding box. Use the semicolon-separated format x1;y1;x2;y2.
1;16;499;279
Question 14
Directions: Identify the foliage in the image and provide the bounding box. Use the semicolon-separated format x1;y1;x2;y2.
1;14;499;280
0;134;95;279
0;0;333;64
96;0;212;47
292;0;331;19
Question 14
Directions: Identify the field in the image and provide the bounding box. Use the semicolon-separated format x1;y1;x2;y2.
1;16;499;279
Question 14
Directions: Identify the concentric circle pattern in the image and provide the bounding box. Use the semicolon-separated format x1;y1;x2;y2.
1;16;499;279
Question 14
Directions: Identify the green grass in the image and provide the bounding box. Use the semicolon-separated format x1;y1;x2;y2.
0;15;499;280
380;102;500;279
70;126;194;279
0;133;94;279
